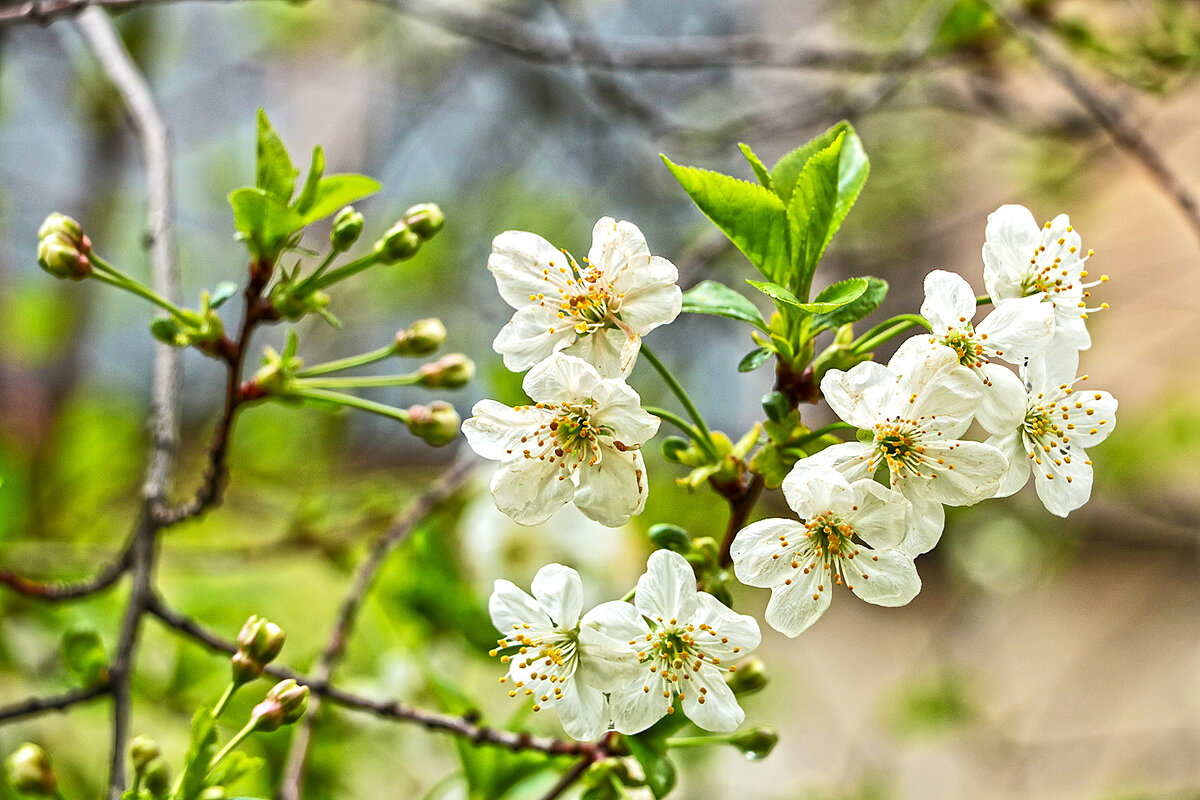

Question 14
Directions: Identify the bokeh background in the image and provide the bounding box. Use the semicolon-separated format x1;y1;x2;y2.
1;1;1199;798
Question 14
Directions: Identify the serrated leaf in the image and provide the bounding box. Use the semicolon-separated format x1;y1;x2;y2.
738;347;773;372
681;280;767;330
229;188;303;257
786;132;844;291
796;277;868;313
662;156;791;284
62;627;107;686
746;279;801;308
738;142;772;190
209;281;239;309
627;736;676;799
293;145;325;216
770;120;854;203
176;708;218;800
812;276;889;333
255;109;298;203
297;174;381;225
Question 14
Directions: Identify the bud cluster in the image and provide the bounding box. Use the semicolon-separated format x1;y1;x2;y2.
250;679;310;732
374;203;444;265
37;213;92;280
231;614;286;686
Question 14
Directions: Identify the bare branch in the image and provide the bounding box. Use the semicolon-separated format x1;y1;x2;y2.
538;755;596;800
278;456;476;800
0;543;131;601
0;683;111;724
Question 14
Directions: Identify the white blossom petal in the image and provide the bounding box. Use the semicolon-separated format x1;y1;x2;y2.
461;400;549;461
692;592;761;657
849;550;920;607
490;456;574;526
781;463;854;520
609;671;671;735
489;230;573;309
522;354;603;405
555;680;609;741
531;564;584;629
730;519;806;588
820;360;897;429
590;382;660;446
918;439;1006;506
681;664;743;732
634;549;699;624
895;481;945;557
563;326;633;379
1033;450;1094;517
574;449;648;527
763;562;830;638
489;579;548;633
975;293;1055;363
986;430;1031;498
493;304;575;373
576;624;643;690
983;204;1040;302
921;270;977;332
847;479;910;550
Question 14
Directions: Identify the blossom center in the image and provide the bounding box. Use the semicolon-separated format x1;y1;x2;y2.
938;327;986;369
872;421;925;477
631;622;734;706
492;626;580;712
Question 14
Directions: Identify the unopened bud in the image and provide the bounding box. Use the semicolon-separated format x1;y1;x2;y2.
729;726;778;761
251;679;309;732
330;206;364;252
5;744;56;797
37;236;90;280
394;318;446;357
402;203;444;240
38;213;87;251
417;353;474;389
725;656;768;695
232;615;286;685
129;735;161;772
375;223;422;264
142;758;170;797
406;401;460;447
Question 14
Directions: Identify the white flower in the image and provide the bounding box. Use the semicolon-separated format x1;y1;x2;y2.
462;354;660;527
731;465;919;638
489;564;642;740
918;268;1054;434
488;217;682;378
982;204;1107;355
587;550;761;734
985;347;1117;516
808;338;1008;556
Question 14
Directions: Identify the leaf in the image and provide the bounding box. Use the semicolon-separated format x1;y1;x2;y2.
796;277;868;313
738;347;773;372
662;156;791;284
681;280;767;330
209;281;239;309
745;279;801;308
626;736;676;799
175;708;218;800
206;752;263;791
769;121;851;204
750;441;800;490
62;627;107;686
297;174;381;225
229;188;303;257
293;145;325;217
786;132;844;290
738;142;772;190
812;276;889;333
255;108;298;203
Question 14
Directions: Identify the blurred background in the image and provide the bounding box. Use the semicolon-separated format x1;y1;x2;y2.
1;0;1199;798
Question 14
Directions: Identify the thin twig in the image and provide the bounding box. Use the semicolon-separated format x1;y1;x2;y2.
538;755;595;800
0;683;112;723
0;544;131;601
277;457;476;800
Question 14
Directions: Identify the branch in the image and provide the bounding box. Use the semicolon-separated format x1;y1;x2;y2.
0;543;131;601
145;595;608;759
0;683;111;724
538;755;596;800
277;456;476;800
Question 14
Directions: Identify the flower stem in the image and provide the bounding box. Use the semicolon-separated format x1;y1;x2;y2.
976;293;992;307
207;720;257;774
851;313;931;355
293;344;398;377
299;250;339;290
642;405;706;444
88;261;196;323
310;250;382;290
293;373;421;390
665;734;732;749
287;387;411;423
638;345;718;457
211;682;237;720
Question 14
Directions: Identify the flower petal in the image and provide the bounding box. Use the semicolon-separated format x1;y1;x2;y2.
1033;448;1093;517
682;664;743;732
983;204;1040;302
609;670;670;735
462;401;547;461
920;270;976;333
522;354;603;405
986;430;1031;498
588;217;651;280
763;563;831;638
635;549;699;623
576;624;643;690
781;463;854;520
493;304;575;373
563;326;633;379
889;338;981;436
976;362;1026;436
895;481;945;557
590;381;660;446
574;449;647;527
693;592;761;657
918;439;1006;506
797;441;876;482
848;549;920;607
820;360;896;429
617;261;682;334
847;479;910;550
489;230;573;310
976;294;1055;363
555;680;609;741
490;456;574;526
531;563;584;629
489;579;547;633
730;519;806;588
582;600;650;642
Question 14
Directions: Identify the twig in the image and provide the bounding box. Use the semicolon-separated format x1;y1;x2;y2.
145;595;610;758
538;755;595;800
0;683;112;723
277;456;476;800
0;544;131;601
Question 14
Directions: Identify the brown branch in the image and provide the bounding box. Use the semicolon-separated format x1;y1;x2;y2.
0;682;112;724
538;754;596;800
277;456;476;800
0;542;131;601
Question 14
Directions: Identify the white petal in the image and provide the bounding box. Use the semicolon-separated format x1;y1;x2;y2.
983;204;1039;302
489;230;573;310
555;680;609;741
617;263;682;334
889;339;981;436
763;563;831;638
846;479;910;550
781;463;854;520
522;354;603;405
820;360;896;429
986;430;1031;498
490;457;574;526
493;304;575;373
588;218;651;280
609;671;670;735
461;401;545;461
1028;346;1080;395
531;564;584;629
895;481;945;557
918;439;1006;506
563;326;634;380
693;592;761;657
976;362;1026;436
573;450;648;527
848;549;921;607
489;579;547;633
797;441;876;482
920;270;976;333
582;600;650;643
1033;449;1094;516
730;519;805;588
590;381;660;446
1061;389;1117;448
976;294;1055;363
635;550;698;623
576;625;643;690
682;664;743;732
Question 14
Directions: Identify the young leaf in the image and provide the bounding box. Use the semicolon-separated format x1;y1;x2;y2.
811;276;889;333
293;145;325;217
255;109;298;203
738;142;773;191
229;188;303;257
769;121;854;204
746;279;801;308
297;174;382;225
681;280;767;330
662;156;791;284
786;132;844;292
209;281;240;309
62;628;107;686
796;277;868;313
626;736;677;799
176;708;218;800
738;347;773;372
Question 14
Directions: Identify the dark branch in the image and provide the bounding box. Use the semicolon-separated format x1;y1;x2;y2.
0;544;131;601
0;683;111;724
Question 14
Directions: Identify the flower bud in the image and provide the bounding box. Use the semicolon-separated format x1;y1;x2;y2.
38;213;88;252
129;735;161;772
405;401;460;447
37;236;90;280
724;656;768;695
401;203;444;240
375;223;422;264
251;679;310;732
199;787;228;800
417;354;475;389
730;727;778;761
394;318;446;357
5;744;56;797
330;206;364;252
232;615;286;685
142;758;170;797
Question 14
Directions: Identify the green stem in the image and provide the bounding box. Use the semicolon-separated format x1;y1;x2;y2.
287;387;411;423
976;293;992;307
298;250;340;290
207;720;257;775
293;344;398;377
851;313;931;354
211;682;238;720
665;735;732;749
292;373;421;390
642;405;706;444
791;421;856;451
88;267;196;324
639;345;717;456
310;250;382;290
619;587;636;602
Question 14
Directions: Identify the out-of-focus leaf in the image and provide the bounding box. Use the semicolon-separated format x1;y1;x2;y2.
62;627;107;686
175;708;218;800
293;145;325;216
297;175;381;225
209;281;240;309
626;735;676;799
797;277;868;314
738;347;773;372
255;108;298;202
681;280;767;330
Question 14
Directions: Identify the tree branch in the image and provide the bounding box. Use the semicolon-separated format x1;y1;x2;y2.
0;683;112;724
0;543;131;601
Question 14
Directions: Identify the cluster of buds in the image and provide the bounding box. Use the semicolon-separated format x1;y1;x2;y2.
249;679;310;732
231;615;286;686
330;205;364;252
128;736;170;797
374;203;445;265
37;213;91;280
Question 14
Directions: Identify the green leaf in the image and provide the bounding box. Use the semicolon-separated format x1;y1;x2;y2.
293;145;325;217
209;281;239;309
229;188;303;257
738;142;772;191
811;276;889;333
745;279;801;308
680;280;767;330
662;156;791;283
796;277;868;313
206;752;263;791
750;441;797;490
769;120;852;204
297;174;381;225
786;132;844;290
738;347;773;372
176;708;218;800
255;109;298;203
627;736;677;799
62;627;107;686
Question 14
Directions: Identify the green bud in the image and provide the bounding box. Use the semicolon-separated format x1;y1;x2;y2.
142;758;170;797
198;787;227;800
129;735;160;772
251;679;310;732
725;656;768;696
729;726;778;761
417;353;474;389
405;401;460;446
648;524;692;553
375;223;422;264
270;278;331;321
761;391;790;424
37;236;90;280
330;206;364;252
5;744;56;797
394;318;446;357
401;203;444;240
232;615;286;685
659;436;690;464
38;213;87;251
